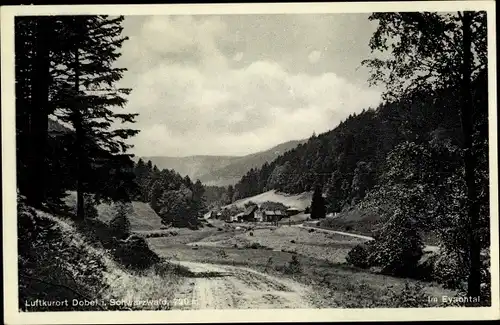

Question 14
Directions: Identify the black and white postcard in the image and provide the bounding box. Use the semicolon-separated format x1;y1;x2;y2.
1;1;498;324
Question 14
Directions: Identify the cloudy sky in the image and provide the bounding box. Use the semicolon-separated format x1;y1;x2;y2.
116;14;384;157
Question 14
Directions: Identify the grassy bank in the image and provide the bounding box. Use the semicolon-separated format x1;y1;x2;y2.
18;200;188;311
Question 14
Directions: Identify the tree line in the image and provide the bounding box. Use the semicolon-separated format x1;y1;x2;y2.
16;14;211;230
233;11;489;303
132;159;207;228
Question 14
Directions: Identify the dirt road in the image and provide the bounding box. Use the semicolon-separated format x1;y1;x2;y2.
171;261;315;310
296;224;440;252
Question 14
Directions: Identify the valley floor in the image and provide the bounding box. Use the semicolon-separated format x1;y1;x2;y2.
147;221;457;309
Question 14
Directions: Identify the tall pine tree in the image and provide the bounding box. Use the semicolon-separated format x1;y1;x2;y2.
54;15;139;219
310;184;326;219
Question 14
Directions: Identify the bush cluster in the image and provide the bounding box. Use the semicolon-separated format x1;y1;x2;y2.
346;242;373;269
111;235;161;270
283;255;301;274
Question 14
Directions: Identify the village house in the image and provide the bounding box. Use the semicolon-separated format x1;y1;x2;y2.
262;210;284;222
238;205;258;222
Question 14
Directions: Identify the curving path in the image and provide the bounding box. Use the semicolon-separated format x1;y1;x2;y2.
171;261;315;310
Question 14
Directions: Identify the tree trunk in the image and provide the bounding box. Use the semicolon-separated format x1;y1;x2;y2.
26;17;50;207
74;46;85;220
461;11;482;302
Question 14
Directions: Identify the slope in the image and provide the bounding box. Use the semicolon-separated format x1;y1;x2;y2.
224;190;313;210
18;199;183;311
64;191;163;232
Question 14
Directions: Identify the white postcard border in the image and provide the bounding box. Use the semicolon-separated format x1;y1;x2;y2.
2;1;498;324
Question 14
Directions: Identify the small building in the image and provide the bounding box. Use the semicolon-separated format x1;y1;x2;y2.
239;205;258;222
233;212;244;222
262;210;276;222
274;210;284;218
263;210;285;222
262;210;275;222
286;208;300;217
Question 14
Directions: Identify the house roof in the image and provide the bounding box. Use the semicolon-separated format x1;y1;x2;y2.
243;205;258;216
264;210;285;216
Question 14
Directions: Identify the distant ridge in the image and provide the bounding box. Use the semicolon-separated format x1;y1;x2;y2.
141;139;306;186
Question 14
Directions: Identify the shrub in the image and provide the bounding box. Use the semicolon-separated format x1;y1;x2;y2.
346;243;372;269
260;201;288;211
264;257;274;271
290;240;296;243
386;282;430;308
246;242;265;249
414;253;437;282
217;249;228;258
249;231;254;236
308;229;315;233
152;261;193;277
112;235;161;270
284;255;301;274
109;202;132;239
369;225;424;277
430;251;467;289
244;201;257;208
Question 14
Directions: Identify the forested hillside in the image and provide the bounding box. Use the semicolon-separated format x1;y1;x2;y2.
233;74;487;211
233;11;490;303
197;139;307;186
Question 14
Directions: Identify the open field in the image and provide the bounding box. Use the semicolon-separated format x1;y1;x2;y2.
61;192;456;308
223;190;313;210
185;225;366;264
148;223;457;308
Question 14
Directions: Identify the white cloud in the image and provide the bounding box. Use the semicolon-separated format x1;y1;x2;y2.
116;15;382;157
308;50;322;64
